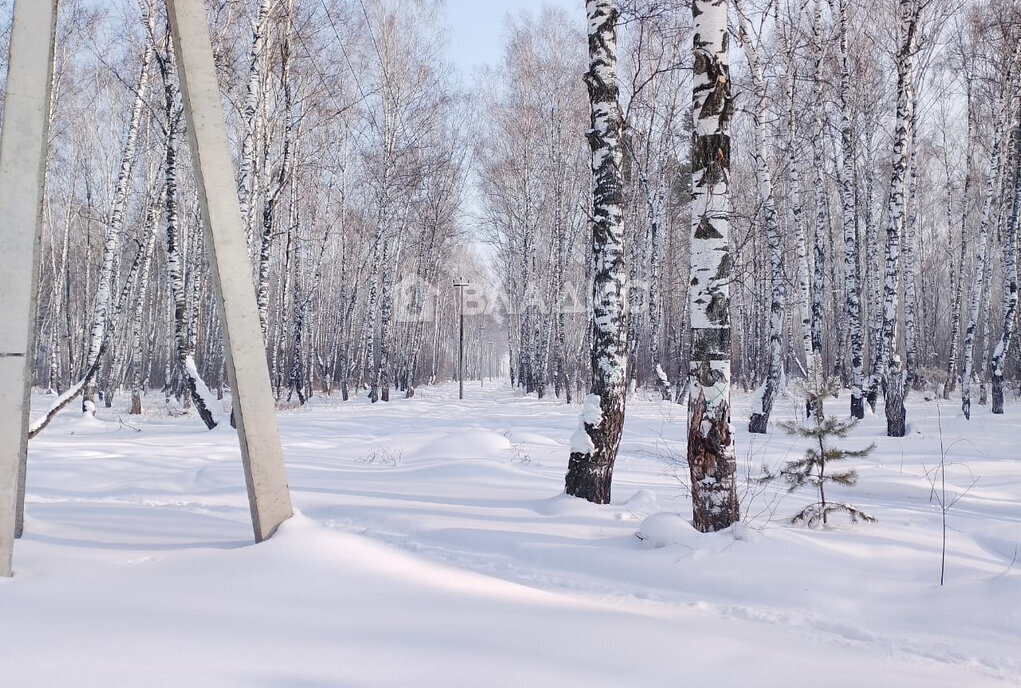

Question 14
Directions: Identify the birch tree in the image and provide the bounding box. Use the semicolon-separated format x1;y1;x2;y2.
238;0;274;256
734;0;784;434
836;0;865;418
565;0;628;505
808;0;828;389
963;76;1014;420
128;179;164;415
868;0;919;438
902;105;921;387
687;0;739;531
941;112;965;393
992;121;1021;414
158;24;218;430
769;0;821;417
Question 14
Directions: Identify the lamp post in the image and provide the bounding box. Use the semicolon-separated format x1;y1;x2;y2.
452;278;469;399
479;322;486;387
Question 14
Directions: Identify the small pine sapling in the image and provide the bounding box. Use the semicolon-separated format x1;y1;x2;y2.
767;377;877;527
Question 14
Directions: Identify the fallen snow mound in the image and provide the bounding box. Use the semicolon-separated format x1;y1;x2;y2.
412;428;514;460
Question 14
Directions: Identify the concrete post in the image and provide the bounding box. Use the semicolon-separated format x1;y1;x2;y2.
167;0;293;541
0;0;58;578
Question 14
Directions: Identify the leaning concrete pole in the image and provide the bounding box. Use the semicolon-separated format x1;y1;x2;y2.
0;0;58;578
167;0;293;541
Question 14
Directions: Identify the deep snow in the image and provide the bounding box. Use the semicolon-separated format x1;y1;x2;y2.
2;382;1018;687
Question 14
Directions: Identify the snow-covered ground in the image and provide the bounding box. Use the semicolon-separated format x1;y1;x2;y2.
3;382;1018;687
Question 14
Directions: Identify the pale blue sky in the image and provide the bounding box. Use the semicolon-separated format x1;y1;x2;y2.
445;0;582;78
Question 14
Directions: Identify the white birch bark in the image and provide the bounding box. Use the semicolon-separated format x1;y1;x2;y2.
978;224;997;406
129;183;164;415
550;113;576;400
257;3;297;342
944;80;974;399
903;106;920;388
774;10;812;403
687;0;738;531
40;47;63;396
47;177;73;395
376;211;408;403
809;0;827;381
161;31;217;430
870;0;918;437
735;0;784;434
645;182;670;400
238;0;273;252
564;0;628;505
862;116;883;413
963;74;1015;420
838;0;865;418
992;122;1021;414
286;162;307;404
84;7;155;404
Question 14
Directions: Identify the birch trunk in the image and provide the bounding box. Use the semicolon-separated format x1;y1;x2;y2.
238;0;272;251
903;141;920;389
83;10;154;405
551;131;574;400
870;0;917;437
361;232;381;396
565;0;628;505
376;225;401;403
129;185;163;415
735;0;784;435
862;118;882;413
992;122;1021;414
838;0;865;418
47;206;71;394
945;80;974;399
41;49;64;395
161;33;217;430
687;0;738;531
257;34;297;344
287;175;306;405
646;184;670;400
979;232;996;406
963;83;1013;420
774;12;814;415
809;0;827;383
